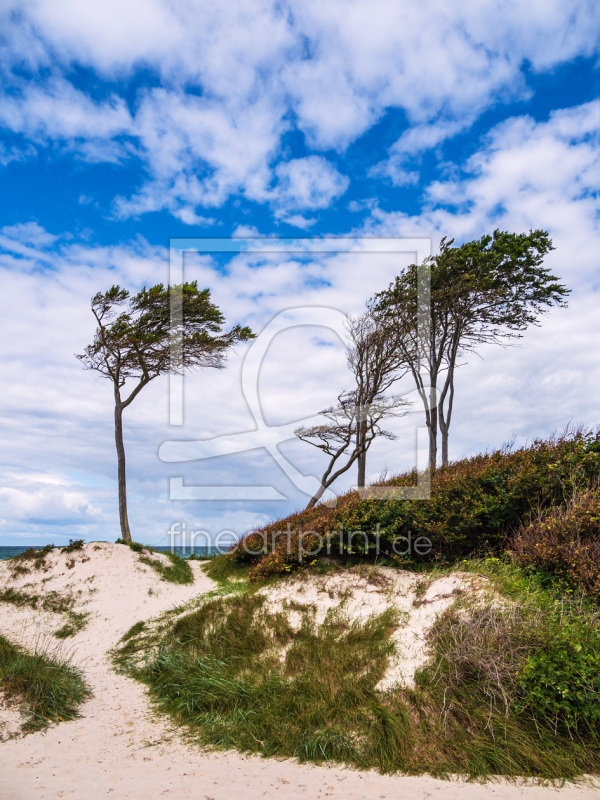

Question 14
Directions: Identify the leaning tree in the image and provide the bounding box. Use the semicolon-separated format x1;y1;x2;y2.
295;389;409;508
77;282;253;542
372;229;569;470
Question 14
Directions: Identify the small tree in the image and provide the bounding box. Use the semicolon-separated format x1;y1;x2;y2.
77;282;253;542
373;229;569;470
295;390;410;508
347;311;409;488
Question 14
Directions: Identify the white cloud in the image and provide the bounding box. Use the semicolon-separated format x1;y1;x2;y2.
360;100;600;463
267;156;349;217
0;0;598;220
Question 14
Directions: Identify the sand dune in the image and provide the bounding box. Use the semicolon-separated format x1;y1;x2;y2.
0;543;597;799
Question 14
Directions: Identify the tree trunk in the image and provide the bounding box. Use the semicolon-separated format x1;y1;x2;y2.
426;381;438;473
306;482;327;509
357;418;367;488
441;427;449;467
114;401;132;542
427;421;437;473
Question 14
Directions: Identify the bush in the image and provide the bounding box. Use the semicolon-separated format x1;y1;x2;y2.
510;488;600;596
232;431;600;581
61;539;84;553
115;538;144;552
516;608;600;733
428;597;600;737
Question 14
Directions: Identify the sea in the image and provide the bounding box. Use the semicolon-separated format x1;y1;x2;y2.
0;545;222;561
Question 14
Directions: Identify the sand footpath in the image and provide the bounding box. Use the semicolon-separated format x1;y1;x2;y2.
0;543;598;800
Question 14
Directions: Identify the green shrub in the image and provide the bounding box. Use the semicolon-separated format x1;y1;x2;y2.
115;538;144;552
233;431;600;581
61;539;84;553
516;609;600;733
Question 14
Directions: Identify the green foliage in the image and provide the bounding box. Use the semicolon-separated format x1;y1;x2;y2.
115;538;144;552
139;552;194;585
78;282;254;387
232;431;600;581
10;544;55;570
203;553;250;584
0;635;92;732
61;539;85;553
516;609;600;733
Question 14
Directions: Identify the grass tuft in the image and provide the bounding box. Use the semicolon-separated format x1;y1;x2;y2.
138;551;194;585
0;635;92;732
53;612;90;639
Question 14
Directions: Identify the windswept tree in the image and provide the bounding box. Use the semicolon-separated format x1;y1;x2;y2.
77;282;253;542
347;310;409;488
295;390;409;508
372;229;569;470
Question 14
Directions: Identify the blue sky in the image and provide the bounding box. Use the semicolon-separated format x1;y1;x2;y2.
0;1;598;545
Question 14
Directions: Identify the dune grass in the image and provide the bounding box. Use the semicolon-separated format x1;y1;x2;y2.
53;612;91;639
0;635;92;732
138;551;194;585
117;559;600;779
0;586;75;614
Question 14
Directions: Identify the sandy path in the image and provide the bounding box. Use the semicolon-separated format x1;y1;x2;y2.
0;544;597;800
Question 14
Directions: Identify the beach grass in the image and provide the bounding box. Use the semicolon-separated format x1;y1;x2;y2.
117;559;600;779
0;634;92;732
138;551;194;585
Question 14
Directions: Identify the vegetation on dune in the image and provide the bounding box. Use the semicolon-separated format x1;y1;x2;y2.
230;430;600;583
0;635;92;732
0;587;76;614
114;540;195;585
510;487;600;597
116;558;600;778
138;551;194;585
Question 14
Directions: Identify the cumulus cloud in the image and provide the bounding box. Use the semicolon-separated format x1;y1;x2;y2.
267;156;349;220
0;0;598;221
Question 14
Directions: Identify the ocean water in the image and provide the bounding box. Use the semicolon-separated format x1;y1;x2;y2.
0;545;222;561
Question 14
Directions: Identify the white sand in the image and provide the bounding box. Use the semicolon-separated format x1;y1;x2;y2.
0;544;597;799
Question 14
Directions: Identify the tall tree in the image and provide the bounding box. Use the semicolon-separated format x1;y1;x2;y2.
347;311;408;488
372;230;569;470
295;390;409;508
77;282;253;542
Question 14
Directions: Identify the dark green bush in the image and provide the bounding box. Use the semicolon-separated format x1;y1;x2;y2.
517;609;600;733
115;538;144;552
61;539;84;553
